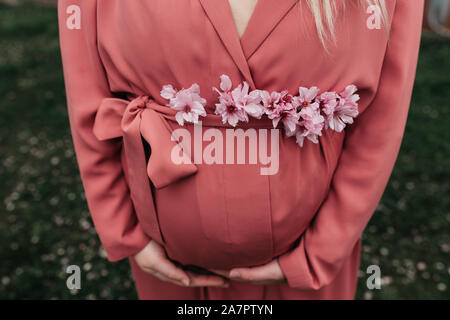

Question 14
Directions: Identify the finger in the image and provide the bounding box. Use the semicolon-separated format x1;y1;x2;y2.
185;271;230;287
208;269;231;278
148;269;190;287
148;269;229;288
229;262;281;282
151;258;190;286
144;268;188;287
207;269;277;285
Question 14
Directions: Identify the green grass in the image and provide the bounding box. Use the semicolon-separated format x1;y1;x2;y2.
0;2;448;299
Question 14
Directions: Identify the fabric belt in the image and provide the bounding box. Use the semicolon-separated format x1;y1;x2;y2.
92;95;279;244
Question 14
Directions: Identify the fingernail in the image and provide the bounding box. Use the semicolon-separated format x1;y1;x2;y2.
182;278;190;286
229;270;240;278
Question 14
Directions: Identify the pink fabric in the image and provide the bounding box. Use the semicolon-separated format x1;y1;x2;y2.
58;0;423;299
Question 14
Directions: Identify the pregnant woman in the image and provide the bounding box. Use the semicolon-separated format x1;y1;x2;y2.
58;0;423;299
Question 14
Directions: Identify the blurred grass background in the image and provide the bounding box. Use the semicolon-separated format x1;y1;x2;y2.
0;1;448;300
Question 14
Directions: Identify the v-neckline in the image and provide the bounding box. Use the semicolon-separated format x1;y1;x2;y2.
199;0;298;89
226;0;260;42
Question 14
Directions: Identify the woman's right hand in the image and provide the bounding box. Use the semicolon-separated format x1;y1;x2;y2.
133;239;230;288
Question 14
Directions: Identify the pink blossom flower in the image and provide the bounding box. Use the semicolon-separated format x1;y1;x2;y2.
213;75;248;126
322;85;359;132
213;75;265;126
214;92;248;127
160;84;177;100
162;75;359;149
295;102;325;147
266;91;300;135
231;82;264;119
213;74;233;99
334;85;359;131
340;84;360;104
217;74;233;92
260;90;282;117
319;91;339;130
296;86;320;109
161;83;207;126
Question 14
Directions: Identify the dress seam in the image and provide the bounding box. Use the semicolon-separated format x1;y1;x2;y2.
267;168;275;259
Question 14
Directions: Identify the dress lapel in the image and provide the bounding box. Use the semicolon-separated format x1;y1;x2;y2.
198;0;298;88
240;0;298;60
199;0;256;89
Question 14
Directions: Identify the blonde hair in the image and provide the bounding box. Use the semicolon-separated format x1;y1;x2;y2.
306;0;389;48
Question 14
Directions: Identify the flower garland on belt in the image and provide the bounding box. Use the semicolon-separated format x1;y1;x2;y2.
160;75;359;148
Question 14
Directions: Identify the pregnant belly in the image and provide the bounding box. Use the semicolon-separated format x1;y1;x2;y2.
146;126;341;269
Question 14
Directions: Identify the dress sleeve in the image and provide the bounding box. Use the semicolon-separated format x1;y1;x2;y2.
277;0;424;290
58;0;151;262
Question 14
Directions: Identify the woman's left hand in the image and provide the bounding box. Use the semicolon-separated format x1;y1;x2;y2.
208;259;286;285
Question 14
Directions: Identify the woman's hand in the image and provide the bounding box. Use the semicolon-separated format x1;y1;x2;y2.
208;259;287;285
134;240;229;288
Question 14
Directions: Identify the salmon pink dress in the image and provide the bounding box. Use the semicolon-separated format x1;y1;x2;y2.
58;0;424;299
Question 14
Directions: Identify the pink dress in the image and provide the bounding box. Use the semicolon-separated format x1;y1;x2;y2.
58;0;423;299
